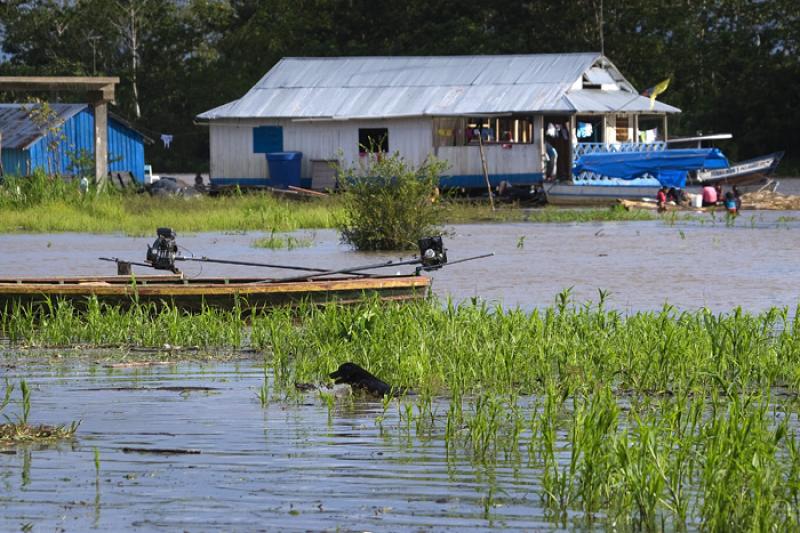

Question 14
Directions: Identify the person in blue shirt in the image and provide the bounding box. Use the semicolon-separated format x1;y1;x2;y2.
724;191;738;215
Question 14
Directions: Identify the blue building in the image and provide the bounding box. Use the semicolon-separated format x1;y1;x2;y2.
0;103;150;182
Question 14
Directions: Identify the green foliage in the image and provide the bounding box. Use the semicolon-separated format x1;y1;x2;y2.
22;98;66;176
5;295;800;528
337;152;447;250
251;230;315;250
0;190;339;233
0;187;657;234
0;167;127;210
1;1;797;170
0;378;79;444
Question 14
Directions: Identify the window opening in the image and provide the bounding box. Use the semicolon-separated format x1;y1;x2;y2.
358;128;388;153
637;116;664;143
575;116;604;143
615;116;631;142
463;116;533;145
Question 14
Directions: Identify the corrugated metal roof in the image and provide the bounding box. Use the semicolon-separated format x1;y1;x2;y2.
199;53;678;120
563;90;680;113
0;103;85;149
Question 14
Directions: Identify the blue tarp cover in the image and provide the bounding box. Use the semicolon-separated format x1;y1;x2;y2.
573;148;729;188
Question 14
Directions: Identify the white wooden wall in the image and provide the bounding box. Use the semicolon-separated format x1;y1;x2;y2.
437;144;541;176
209;118;433;180
208;116;544;180
209;121;268;180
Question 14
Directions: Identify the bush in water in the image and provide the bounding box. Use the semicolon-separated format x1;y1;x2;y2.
336;151;447;251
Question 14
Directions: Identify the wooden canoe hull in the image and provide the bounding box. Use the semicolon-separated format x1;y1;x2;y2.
0;275;430;312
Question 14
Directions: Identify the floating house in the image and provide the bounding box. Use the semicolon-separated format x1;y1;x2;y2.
0;103;150;182
197;53;680;189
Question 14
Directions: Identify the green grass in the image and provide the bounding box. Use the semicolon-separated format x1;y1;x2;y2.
0;194;657;234
445;203;656;223
252;230;315;250
0;193;340;234
4;295;800;529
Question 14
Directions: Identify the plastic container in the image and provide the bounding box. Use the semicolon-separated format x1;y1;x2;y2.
266;151;303;188
691;193;703;208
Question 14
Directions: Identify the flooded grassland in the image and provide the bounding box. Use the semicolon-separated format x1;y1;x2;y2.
2;213;800;531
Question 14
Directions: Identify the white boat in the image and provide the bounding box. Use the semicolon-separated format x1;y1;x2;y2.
695;152;783;186
545;183;660;206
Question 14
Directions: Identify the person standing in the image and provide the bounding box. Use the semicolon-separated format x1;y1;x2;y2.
544;141;558;181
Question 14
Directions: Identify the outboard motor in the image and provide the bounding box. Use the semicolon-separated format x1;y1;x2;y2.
146;227;180;273
418;236;447;271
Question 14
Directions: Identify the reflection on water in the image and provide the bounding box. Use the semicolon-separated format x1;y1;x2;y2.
0;362;549;531
0;213;799;312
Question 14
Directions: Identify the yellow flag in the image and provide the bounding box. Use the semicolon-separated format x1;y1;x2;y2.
642;78;670;110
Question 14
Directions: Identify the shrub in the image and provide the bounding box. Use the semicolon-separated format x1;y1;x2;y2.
336;152;447;251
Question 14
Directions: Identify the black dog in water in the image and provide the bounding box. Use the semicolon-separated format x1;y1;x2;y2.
329;362;402;397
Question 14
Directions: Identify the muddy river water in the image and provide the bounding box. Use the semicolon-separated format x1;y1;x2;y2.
1;214;799;530
1;361;553;531
0;213;798;312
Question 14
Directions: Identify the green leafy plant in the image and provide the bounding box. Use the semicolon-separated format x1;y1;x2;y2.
336;151;448;250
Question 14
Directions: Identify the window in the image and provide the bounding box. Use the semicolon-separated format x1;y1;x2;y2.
575;116;604;143
637;116;664;143
615;116;631;142
358;128;388;153
462;116;534;146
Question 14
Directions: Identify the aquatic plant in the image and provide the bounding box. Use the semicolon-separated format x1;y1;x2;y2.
336;151;448;250
0;380;80;444
4;294;800;529
251;230;315;250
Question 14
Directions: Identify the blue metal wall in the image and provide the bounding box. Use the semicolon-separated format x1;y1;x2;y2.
1;149;30;176
4;107;146;182
108;118;145;182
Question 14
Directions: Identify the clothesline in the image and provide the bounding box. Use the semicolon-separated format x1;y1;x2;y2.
128;121;206;149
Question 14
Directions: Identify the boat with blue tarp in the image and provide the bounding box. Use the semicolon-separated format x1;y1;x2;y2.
545;137;782;206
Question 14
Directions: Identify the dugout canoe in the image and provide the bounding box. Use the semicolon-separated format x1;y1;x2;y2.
0;274;431;312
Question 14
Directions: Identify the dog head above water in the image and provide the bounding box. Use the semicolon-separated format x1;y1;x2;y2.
329;362;393;397
330;362;372;383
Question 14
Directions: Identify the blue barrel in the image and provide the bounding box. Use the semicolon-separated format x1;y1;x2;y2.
266;151;303;188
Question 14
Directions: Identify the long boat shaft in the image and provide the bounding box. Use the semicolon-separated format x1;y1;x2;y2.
440;252;495;266
274;257;424;283
99;257;160;270
176;256;356;274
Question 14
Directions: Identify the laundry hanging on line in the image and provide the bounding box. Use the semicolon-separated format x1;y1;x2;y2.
160;134;173;149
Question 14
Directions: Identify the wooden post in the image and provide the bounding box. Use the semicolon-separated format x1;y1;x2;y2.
89;90;109;187
477;134;495;211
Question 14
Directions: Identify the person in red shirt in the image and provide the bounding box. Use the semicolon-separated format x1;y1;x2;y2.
657;186;668;212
